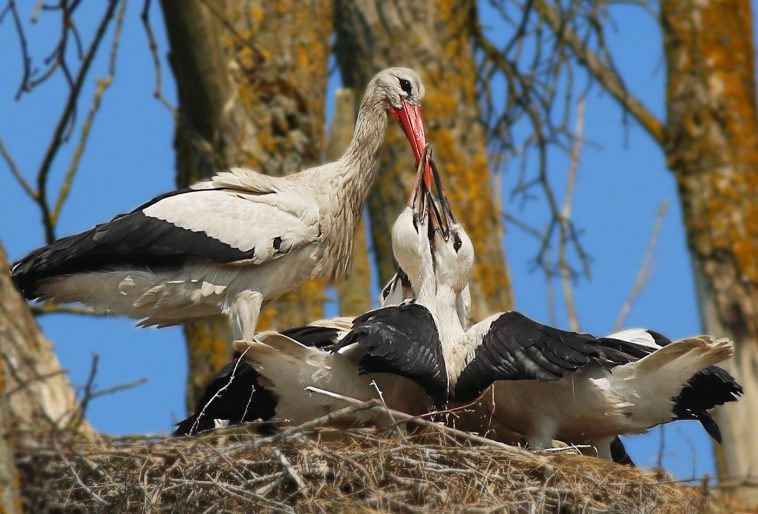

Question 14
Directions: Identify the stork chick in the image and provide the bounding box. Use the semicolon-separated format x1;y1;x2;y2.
368;156;743;460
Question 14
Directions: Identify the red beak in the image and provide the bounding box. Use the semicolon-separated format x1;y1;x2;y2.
390;100;432;188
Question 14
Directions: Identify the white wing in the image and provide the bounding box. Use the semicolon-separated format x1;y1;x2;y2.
143;188;321;265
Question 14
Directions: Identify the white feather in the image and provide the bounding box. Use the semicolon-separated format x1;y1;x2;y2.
233;334;387;426
143;189;320;261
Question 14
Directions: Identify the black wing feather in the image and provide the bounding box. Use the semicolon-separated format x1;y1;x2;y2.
174;352;276;436
334;303;448;408
610;437;635;466
281;325;341;349
174;325;349;436
12;189;256;298
454;311;601;402
671;365;742;443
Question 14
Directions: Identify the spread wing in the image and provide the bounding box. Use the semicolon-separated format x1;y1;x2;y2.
333;303;449;408
453;311;601;402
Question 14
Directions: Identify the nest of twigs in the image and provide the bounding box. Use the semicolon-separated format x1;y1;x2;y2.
15;402;729;513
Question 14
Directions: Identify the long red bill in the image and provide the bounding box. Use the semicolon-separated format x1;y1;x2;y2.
390;100;432;188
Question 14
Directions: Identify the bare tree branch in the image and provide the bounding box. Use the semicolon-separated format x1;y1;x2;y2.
52;0;126;224
70;352;148;429
35;0;122;243
613;200;668;331
474;9;592;285
558;98;586;331
140;0;174;111
0;137;35;199
29;303;111;317
532;0;665;144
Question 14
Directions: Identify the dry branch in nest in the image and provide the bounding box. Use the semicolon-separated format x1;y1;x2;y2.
15;404;731;513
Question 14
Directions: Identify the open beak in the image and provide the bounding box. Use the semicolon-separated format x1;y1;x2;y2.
409;146;432;228
390;100;432;188
426;154;455;241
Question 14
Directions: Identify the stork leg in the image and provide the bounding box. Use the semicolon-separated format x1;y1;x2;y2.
230;290;263;341
591;437;615;461
526;419;557;452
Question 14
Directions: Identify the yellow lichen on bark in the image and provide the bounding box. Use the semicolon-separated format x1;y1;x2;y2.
664;0;758;286
183;317;232;407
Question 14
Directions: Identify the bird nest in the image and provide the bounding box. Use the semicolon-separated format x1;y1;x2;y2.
15;403;730;514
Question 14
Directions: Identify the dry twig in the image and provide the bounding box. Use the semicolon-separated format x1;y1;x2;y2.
15;417;733;513
613;201;669;331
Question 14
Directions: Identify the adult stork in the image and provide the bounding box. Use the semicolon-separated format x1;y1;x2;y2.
12;67;431;341
359;155;742;460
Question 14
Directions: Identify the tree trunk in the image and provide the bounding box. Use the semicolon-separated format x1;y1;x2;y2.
0;354;21;514
662;0;758;504
0;245;82;432
160;0;332;407
334;0;514;320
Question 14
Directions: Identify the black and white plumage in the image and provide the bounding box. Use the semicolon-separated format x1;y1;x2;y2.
372;155;742;460
12;67;430;341
219;163;454;428
174;321;349;435
595;328;742;444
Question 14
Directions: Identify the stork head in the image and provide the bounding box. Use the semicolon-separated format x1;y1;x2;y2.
369;67;431;187
425;158;475;295
379;266;413;307
392;147;435;290
391;147;474;296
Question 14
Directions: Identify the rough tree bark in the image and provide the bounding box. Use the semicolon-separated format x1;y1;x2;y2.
0;352;21;514
160;0;332;407
662;0;758;504
0;245;82;432
334;0;514;320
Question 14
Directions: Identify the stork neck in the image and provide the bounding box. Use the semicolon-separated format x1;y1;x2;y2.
316;90;388;281
417;283;465;358
340;85;388;187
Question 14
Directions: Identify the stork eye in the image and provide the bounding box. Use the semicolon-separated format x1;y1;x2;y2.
399;78;412;95
453;234;462;253
382;286;391;299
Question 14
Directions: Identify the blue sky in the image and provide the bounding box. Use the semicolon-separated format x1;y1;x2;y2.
0;1;747;480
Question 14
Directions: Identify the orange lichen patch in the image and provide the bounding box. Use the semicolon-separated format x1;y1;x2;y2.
218;0;331;175
258;279;327;331
664;0;758;285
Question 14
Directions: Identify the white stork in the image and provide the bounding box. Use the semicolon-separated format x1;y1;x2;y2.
12;67;431;341
356;154;742;460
